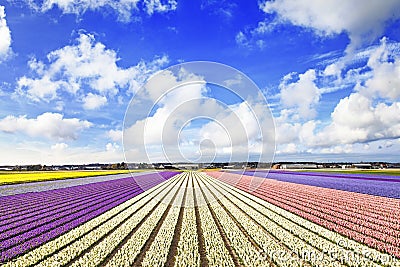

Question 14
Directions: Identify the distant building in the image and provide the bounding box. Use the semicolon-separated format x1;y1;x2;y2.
172;164;199;170
222;165;236;169
352;163;372;169
281;163;318;169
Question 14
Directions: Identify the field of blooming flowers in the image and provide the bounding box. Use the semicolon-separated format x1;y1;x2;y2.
0;170;399;266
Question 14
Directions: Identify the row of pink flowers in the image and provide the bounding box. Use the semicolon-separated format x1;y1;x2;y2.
257;182;400;237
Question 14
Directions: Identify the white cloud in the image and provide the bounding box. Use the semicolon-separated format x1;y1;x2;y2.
0;140;125;165
279;69;320;120
106;142;120;152
318;40;400;95
51;142;68;151
142;67;205;103
108;129;123;142
356;38;400;100
0;6;12;61
274;109;318;148
144;0;177;15
126;81;208;151
235;19;277;49
276;143;297;154
314;93;400;146
274;92;400;151
320;144;353;154
273;38;400;155
16;33;168;104
317;39;400;147
253;20;275;35
260;0;400;52
0;112;92;141
16;75;67;102
235;31;249;47
31;0;177;21
83;93;107;110
198;101;262;149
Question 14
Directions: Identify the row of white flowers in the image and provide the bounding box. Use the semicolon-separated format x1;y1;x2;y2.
141;173;189;266
174;174;200;267
104;174;187;266
193;174;235;267
175;208;200;267
41;185;173;267
3;176;178;267
199;176;306;267
206;174;398;267
197;175;269;267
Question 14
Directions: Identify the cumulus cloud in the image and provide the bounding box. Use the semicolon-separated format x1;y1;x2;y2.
0;112;92;141
108;129;123;142
274;39;400;154
356;38;400;100
17;75;67;102
144;0;178;15
125;81;208;148
260;0;400;52
0;6;12;61
279;69;320;120
276;143;297;154
106;142;120;152
312;93;400;146
83;93;107;110
16;33;168;105
29;0;177;21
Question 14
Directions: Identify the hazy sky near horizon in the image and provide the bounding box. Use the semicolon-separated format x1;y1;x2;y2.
0;0;400;164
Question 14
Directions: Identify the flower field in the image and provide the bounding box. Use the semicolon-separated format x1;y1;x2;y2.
0;171;399;266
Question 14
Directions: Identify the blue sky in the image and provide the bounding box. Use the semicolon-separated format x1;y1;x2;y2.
0;0;400;164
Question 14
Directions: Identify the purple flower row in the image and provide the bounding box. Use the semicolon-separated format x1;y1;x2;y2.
0;171;178;262
0;172;176;218
0;171;177;228
240;170;400;199
0;172;154;198
0;175;143;212
1;182;125;214
1;187;139;250
0;175;149;227
0;185;141;241
0;193;131;261
0;182;135;227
